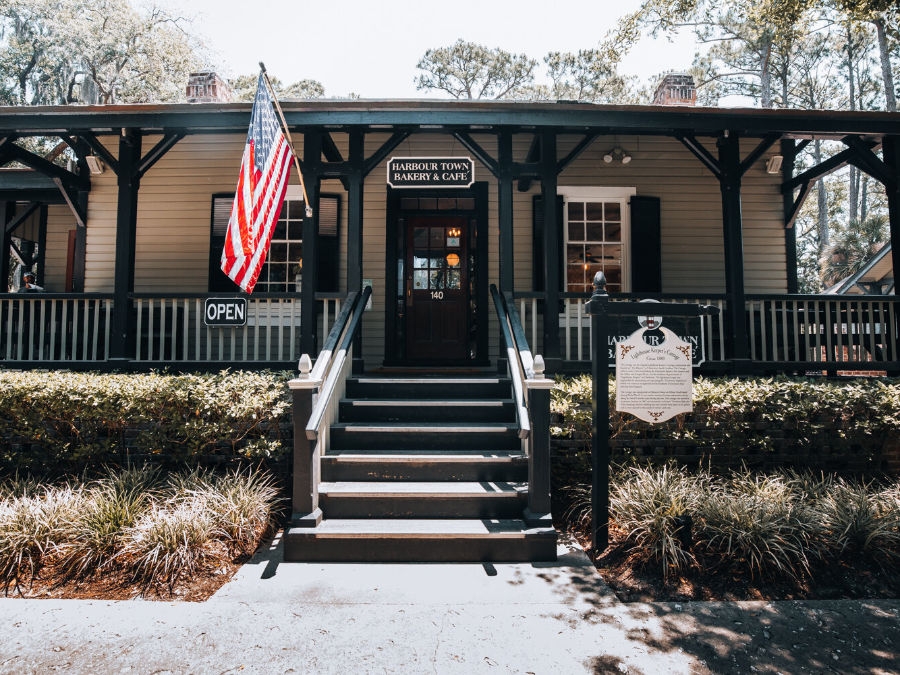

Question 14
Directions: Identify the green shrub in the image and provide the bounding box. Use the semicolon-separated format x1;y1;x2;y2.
817;477;900;561
119;500;216;591
0;483;84;592
609;464;707;579
697;470;819;581
0;370;293;471
61;467;158;579
550;375;900;470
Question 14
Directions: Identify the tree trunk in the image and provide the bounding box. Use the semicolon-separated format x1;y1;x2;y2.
874;18;897;112
815;140;829;250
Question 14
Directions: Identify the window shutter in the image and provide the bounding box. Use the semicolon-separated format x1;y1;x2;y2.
532;194;564;291
629;195;661;293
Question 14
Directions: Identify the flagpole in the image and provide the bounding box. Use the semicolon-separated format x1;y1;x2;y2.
259;62;313;218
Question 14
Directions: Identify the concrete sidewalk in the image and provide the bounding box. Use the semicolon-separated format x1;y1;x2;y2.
1;533;898;674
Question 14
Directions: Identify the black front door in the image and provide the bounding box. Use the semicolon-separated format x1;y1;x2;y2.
405;215;469;361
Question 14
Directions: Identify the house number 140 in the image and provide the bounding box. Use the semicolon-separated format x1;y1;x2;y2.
431;291;445;300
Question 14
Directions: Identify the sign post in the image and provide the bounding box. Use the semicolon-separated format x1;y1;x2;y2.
585;272;719;553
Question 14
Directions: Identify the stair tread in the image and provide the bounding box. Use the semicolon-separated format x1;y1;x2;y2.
291;518;554;537
320;481;525;494
342;399;511;407
352;377;507;384
323;451;525;459
332;423;518;431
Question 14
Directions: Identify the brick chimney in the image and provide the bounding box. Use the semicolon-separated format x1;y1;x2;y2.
186;71;232;103
652;73;697;106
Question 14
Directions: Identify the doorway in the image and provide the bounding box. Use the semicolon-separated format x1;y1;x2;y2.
406;215;468;360
384;185;488;366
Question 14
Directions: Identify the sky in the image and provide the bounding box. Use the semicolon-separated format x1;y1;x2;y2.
166;0;698;100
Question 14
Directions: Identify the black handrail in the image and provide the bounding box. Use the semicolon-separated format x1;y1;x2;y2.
305;286;372;439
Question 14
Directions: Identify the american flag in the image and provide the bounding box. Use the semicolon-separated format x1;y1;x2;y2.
220;72;293;293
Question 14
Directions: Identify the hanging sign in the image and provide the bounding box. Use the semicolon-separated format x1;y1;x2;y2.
605;315;706;366
387;157;474;188
204;297;247;326
615;325;693;424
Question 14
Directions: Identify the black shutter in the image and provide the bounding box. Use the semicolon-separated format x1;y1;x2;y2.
532;194;565;291
316;194;340;293
630;195;661;293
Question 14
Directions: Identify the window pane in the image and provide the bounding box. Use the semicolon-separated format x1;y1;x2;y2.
586;223;604;241
448;269;461;289
429;227;444;247
567;222;583;241
273;219;287;240
567;202;584;221
605;244;622;264
413;255;429;270
567;244;584;265
585;202;604;220
604;202;621;221
606;222;622;242
413;227;428;247
269;243;287;263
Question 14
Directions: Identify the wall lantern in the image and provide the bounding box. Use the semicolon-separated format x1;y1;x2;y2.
85;155;105;174
446;253;461;268
766;155;783;174
602;147;632;164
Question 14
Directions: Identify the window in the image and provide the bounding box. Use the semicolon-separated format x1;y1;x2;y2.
560;187;635;294
209;190;340;293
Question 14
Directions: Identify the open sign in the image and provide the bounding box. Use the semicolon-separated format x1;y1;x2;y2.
204;298;247;326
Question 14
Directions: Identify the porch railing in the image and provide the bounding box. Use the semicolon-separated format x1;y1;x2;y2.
1;294;112;362
0;292;344;366
515;292;728;364
514;292;900;372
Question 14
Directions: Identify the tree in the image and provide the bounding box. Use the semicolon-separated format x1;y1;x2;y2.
415;39;537;99
542;49;644;104
613;0;816;107
0;0;204;104
228;74;324;102
834;0;898;111
820;214;889;286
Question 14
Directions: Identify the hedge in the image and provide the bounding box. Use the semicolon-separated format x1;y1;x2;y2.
551;375;900;476
0;370;293;473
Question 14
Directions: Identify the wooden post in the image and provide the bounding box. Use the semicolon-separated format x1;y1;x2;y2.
717;131;750;365
288;354;322;527
524;355;553;527
498;131;514;292
541;130;561;370
109;128;141;362
586;274;610;552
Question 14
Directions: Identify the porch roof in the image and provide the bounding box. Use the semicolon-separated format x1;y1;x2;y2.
0;99;899;140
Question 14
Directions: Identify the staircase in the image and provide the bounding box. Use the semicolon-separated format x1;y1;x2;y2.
284;375;557;562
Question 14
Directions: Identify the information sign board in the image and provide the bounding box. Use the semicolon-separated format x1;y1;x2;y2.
387;157;474;188
615;326;693;424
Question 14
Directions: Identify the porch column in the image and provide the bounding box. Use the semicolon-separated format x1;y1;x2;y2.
347;130;365;372
782;139;799;294
300;131;322;357
882;136;900;291
347;129;365;293
1;202;12;289
110;129;141;362
717;132;750;364
540;130;561;371
498;131;514;292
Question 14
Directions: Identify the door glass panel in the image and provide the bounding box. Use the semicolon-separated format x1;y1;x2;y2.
413;227;428;247
413;270;428;289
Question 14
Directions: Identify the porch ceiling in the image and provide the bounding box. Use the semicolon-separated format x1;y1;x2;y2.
0;100;898;140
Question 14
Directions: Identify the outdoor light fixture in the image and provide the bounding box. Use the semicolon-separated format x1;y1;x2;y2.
766;155;783;174
85;155;104;175
603;147;632;164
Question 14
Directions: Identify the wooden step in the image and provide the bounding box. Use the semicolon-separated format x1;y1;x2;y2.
338;398;516;423
346;377;513;400
321;451;527;482
283;519;557;562
329;423;522;451
319;481;526;518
